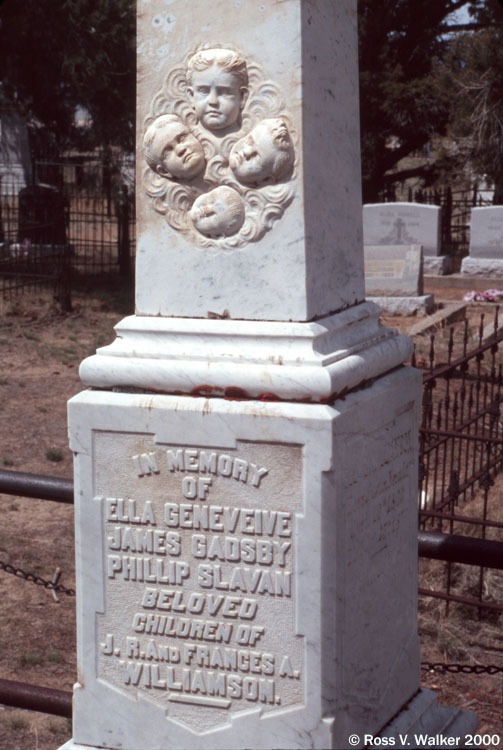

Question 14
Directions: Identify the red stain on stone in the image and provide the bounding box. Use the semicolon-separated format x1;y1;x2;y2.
224;386;250;400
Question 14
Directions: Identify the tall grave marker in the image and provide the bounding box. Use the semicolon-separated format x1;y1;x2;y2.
61;2;476;748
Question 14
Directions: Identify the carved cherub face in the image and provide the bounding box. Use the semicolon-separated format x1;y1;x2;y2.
143;115;206;180
229;118;294;186
186;49;248;132
189;186;245;238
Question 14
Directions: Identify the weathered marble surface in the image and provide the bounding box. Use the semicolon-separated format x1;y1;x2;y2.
66;366;421;749
61;2;476;748
136;0;364;321
79;301;412;400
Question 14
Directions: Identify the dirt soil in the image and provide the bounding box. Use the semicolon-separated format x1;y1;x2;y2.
0;283;501;749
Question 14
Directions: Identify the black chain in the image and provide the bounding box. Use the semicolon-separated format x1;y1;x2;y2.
422;662;503;675
1;560;501;654
0;559;75;596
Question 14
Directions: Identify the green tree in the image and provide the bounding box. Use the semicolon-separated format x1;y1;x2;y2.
358;0;483;202
441;3;503;203
0;0;135;154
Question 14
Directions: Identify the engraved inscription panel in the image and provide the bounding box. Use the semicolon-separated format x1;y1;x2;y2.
142;45;298;250
364;245;422;296
364;259;405;280
94;435;303;732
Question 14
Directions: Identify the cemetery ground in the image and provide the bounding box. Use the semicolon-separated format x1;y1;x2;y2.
0;285;501;749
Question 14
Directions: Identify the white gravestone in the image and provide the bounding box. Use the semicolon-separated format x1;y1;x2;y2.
364;244;434;316
363;202;450;275
462;207;503;277
0;108;32;194
60;2;476;748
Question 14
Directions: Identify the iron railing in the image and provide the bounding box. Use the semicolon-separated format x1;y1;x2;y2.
0;678;72;718
415;306;503;614
0;160;135;306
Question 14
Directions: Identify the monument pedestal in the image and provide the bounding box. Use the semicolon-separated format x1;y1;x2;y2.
78;302;410;400
65;367;423;750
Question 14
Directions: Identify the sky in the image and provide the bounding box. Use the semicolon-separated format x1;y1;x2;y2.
447;3;472;25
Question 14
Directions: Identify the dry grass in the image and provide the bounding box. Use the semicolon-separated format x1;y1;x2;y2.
0;286;122;750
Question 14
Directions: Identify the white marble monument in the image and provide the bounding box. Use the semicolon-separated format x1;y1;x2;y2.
61;2;476;748
363;202;450;275
462;206;503;277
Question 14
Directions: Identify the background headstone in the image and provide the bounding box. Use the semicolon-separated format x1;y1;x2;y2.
364;244;434;316
468;207;503;258
462;207;503;277
364;244;423;296
363;202;450;275
17;183;67;245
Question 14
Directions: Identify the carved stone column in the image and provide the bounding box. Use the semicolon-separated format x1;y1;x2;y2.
60;2;476;748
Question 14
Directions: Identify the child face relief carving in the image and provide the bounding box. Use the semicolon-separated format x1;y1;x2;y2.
229;118;294;186
189;186;245;238
143;115;206;180
186;48;248;132
143;45;296;248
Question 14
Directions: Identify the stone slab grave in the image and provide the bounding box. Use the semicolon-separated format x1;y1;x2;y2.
462;207;503;277
364;244;434;316
60;1;476;748
363;202;450;275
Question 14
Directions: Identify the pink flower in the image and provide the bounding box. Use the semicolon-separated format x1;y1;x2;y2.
463;289;503;302
484;289;503;302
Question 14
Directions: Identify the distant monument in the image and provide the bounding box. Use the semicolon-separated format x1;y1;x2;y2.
364;202;450;275
364;244;434;315
462;207;503;277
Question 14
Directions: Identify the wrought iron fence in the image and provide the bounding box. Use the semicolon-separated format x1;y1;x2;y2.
0;158;135;306
415;306;503;615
